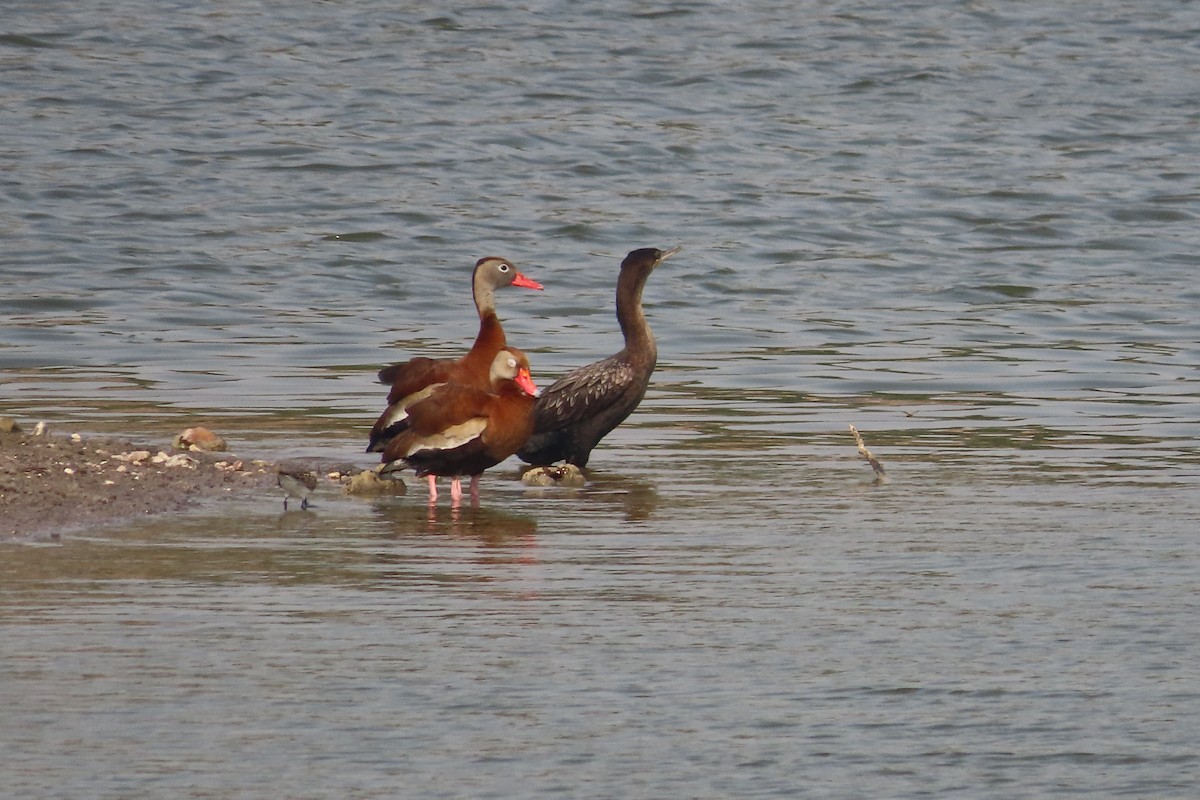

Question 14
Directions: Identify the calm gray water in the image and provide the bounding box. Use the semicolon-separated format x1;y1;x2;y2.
3;1;1199;797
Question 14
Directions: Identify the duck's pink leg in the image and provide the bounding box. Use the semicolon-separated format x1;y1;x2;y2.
426;474;438;502
469;474;481;502
449;477;463;504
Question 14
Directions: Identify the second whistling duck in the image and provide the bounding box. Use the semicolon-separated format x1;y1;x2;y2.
368;256;541;494
381;348;538;505
517;246;678;468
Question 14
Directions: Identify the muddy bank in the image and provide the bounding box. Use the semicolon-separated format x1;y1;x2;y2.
0;421;287;538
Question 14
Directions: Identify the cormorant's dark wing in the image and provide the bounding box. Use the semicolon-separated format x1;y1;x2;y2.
531;356;636;434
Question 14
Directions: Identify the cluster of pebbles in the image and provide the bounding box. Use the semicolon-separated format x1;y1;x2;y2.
1;418;272;538
0;418;396;538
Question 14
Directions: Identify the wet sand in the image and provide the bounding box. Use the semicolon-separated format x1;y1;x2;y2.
1;424;282;539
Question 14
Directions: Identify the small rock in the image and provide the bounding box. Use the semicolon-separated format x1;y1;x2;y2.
114;450;152;464
152;452;198;469
173;426;227;452
33;421;47;436
0;417;20;433
344;468;407;496
521;464;586;488
70;433;82;443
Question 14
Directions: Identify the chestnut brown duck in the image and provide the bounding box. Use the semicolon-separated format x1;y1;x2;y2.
517;246;678;468
368;256;541;479
381;348;539;505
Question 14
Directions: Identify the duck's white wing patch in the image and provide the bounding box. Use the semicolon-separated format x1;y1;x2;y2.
404;417;487;456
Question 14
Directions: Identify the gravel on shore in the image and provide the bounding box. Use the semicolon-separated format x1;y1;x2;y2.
0;421;280;538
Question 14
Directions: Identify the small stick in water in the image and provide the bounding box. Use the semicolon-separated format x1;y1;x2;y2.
849;424;889;482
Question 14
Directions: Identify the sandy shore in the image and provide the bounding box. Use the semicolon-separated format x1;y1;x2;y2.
0;422;289;538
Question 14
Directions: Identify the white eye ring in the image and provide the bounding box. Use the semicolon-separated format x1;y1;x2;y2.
498;262;511;272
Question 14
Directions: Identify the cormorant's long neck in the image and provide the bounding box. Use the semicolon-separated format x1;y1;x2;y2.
615;267;655;363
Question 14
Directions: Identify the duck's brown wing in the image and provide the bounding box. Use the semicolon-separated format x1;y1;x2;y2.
366;381;446;452
377;356;453;402
380;384;494;464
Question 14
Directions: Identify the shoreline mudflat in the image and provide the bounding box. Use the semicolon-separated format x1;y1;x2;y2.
0;427;277;539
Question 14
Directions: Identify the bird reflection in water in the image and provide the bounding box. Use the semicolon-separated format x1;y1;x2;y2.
514;466;660;523
369;501;540;596
374;499;538;547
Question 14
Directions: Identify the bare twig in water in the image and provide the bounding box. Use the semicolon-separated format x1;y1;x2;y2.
849;424;889;482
